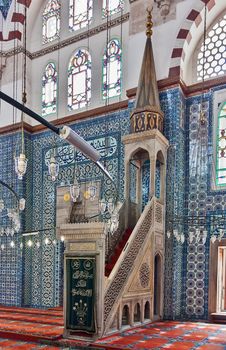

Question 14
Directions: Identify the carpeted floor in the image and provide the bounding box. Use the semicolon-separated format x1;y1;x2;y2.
93;321;226;350
0;338;61;349
0;307;225;349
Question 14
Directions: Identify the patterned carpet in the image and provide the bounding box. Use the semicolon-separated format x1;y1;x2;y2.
0;306;89;348
0;338;61;349
93;321;226;350
0;308;225;349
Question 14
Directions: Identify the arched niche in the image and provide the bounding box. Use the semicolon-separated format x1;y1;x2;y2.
133;302;141;323
127;147;150;221
154;253;162;317
155;150;165;201
144;301;150;320
122;304;130;326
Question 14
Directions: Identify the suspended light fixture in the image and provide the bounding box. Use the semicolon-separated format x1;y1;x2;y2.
47;33;61;183
15;152;28;180
167;213;225;245
0;180;25;237
166;4;218;246
15;102;28;180
70;180;80;202
15;7;28;180
48;152;60;181
87;184;97;201
99;194;120;236
99;198;107;214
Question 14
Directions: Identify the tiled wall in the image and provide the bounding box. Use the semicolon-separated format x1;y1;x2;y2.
161;88;187;319
0;132;28;306
24;109;130;307
0;85;225;318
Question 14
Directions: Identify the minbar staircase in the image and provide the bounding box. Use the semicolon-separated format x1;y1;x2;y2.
105;228;133;277
103;197;165;335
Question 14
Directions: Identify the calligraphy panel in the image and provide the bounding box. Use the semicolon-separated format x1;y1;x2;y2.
66;256;96;333
45;135;117;166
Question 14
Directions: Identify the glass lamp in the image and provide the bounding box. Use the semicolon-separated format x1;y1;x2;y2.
107;198;115;214
87;184;97;201
48;155;59;181
70;180;80;202
19;198;26;211
99;198;107;214
15;153;28;180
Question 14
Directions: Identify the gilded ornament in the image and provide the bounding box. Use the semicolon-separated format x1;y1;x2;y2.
64;192;71;202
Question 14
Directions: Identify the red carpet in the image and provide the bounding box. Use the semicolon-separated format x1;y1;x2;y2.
93;321;226;350
0;338;61;349
0;306;62;317
0;308;226;349
105;228;132;276
0;306;89;348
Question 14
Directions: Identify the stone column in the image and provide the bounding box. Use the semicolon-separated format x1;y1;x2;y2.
150;156;156;198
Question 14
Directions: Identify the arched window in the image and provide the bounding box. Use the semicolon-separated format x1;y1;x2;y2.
69;0;93;31
216;102;226;186
102;39;122;100
42;0;60;44
197;13;226;81
42;62;57;116
68;49;91;110
102;0;124;17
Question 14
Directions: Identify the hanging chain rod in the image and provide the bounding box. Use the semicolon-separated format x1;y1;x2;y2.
0;90;60;135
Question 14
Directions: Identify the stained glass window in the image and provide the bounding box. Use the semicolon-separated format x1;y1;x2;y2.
42;62;57;116
216;102;226;186
102;39;122;100
102;0;124;17
42;0;60;44
68;49;91;110
69;0;93;31
197;13;226;81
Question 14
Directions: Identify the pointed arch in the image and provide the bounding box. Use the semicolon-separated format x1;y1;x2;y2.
144;301;150;320
68;49;91;111
42;0;60;44
69;0;93;31
122;304;130;326
133;302;141;323
154;252;163;317
102;38;122;100
42;62;57;116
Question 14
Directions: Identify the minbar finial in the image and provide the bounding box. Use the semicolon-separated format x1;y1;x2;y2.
146;7;153;37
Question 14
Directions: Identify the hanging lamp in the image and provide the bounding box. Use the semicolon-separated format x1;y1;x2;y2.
15;7;28;180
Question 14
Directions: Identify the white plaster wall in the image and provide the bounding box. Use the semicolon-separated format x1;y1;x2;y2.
0;0;208;127
30;20;130;125
0;54;23;127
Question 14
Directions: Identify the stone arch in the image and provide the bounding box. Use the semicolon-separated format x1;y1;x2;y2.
154;252;163;318
126;147;151;216
133;302;141;323
144;301;151;320
168;0;217;83
126;145;150;165
122;304;130;326
156;149;165;165
155;150;166;200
